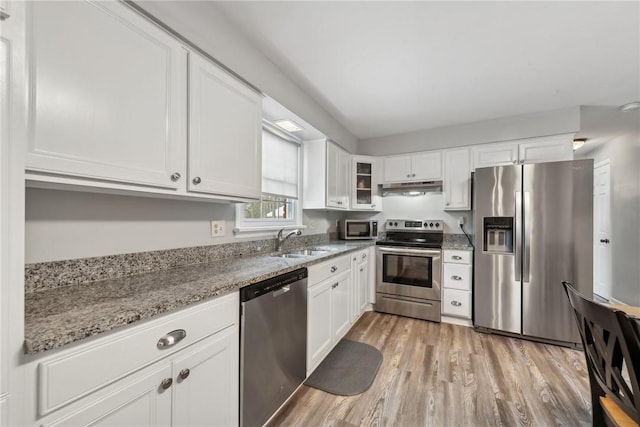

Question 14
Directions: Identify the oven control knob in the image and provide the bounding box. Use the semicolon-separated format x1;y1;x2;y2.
435;222;440;227
394;222;398;226
430;222;434;227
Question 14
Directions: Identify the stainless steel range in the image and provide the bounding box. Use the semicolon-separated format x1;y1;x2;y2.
375;219;443;322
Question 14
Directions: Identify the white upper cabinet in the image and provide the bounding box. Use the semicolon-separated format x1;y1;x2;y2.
351;156;379;210
473;134;574;169
383;151;442;183
443;148;472;211
303;139;350;210
24;1;262;202
25;1;186;189
188;52;262;200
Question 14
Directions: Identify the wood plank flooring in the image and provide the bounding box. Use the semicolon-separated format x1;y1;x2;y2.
268;312;591;427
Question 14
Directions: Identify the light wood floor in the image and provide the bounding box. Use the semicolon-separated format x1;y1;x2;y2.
269;311;592;427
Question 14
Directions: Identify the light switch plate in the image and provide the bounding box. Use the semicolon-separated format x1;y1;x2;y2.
211;220;225;237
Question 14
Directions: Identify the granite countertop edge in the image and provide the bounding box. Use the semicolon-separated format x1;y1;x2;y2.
24;241;375;355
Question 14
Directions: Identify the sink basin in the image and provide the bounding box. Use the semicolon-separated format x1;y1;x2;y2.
271;253;307;258
270;249;332;258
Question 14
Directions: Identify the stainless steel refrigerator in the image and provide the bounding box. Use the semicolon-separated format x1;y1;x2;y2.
473;159;593;345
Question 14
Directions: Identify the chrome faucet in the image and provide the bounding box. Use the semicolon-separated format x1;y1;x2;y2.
275;228;302;252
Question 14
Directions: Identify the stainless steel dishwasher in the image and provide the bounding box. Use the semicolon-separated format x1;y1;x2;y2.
240;268;308;427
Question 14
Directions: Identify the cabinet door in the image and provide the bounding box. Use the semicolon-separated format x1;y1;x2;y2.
331;272;352;342
325;142;342;208
358;259;369;314
307;280;333;374
338;147;351;207
42;364;172;427
473;142;519;169
411;151;442;181
383;155;412;183
172;327;239;427
26;1;186;189
444;148;471;210
188;52;262;200
518;135;573;164
351;156;379;210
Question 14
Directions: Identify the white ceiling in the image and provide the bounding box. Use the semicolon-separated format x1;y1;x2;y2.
214;1;640;140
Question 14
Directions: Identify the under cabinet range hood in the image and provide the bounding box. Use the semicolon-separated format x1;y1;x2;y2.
382;180;443;196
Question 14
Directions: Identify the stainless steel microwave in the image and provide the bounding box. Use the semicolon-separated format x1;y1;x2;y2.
338;220;378;240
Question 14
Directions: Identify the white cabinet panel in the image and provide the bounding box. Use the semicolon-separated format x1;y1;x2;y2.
473;142;519;169
518;135;573;164
172;327;239;427
26;1;186;189
331;272;351;342
303;139;349;209
443;249;472;264
443;148;471;210
383;155;412;182
351;156;379;210
442;289;472;319
443;263;472;291
188;52;262;200
42;363;172;427
307;280;333;374
412;151;442;181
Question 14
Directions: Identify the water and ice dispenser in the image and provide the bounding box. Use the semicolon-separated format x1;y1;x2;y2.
483;217;514;254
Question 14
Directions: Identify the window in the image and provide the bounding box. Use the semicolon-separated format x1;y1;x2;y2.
235;125;302;233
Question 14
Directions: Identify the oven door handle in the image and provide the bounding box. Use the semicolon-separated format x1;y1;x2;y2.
376;246;442;257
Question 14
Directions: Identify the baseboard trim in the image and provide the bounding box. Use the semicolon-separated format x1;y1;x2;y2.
441;315;472;327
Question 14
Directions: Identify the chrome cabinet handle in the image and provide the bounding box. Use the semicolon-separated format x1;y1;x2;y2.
412;173;416;177
170;172;181;182
362;253;367;259
330;266;337;272
371;204;376;208
0;10;10;20
179;368;190;380
360;268;364;272
451;275;462;281
157;329;187;349
406;174;411;178
192;176;202;185
451;301;462;307
332;282;339;289
160;378;173;390
353;257;357;261
452;255;462;260
600;239;610;244
337;201;343;205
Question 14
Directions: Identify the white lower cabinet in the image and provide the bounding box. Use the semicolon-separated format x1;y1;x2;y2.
441;249;473;320
350;249;370;321
37;294;239;427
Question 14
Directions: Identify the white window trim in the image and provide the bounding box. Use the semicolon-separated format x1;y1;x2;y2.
234;123;304;237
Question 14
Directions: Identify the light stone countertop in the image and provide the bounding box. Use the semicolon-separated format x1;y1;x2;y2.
24;241;374;355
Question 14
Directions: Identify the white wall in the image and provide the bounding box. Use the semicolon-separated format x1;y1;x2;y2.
576;120;640;305
133;1;357;153
358;107;580;155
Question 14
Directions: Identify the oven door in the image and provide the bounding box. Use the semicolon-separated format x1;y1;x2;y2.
376;246;441;301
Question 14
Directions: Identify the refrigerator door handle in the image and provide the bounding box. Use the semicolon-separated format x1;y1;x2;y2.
523;192;531;283
515;192;522;280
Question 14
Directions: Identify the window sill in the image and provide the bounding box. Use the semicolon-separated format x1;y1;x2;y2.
233;224;307;239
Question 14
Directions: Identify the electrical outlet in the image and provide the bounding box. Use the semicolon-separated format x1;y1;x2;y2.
210;220;225;237
458;217;465;225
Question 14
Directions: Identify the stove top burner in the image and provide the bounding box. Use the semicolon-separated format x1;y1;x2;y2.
376;230;443;249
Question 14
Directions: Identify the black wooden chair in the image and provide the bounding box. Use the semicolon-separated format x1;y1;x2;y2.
562;281;640;426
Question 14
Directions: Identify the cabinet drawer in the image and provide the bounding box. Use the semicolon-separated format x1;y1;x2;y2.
443;264;472;291
39;292;238;416
443;249;472;264
442;289;472;319
308;255;351;287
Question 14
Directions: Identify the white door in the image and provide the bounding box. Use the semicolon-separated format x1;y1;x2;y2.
172;327;239;427
188;52;262;200
325;141;342;208
307;280;333;374
594;160;612;300
331;272;352;342
443;148;471;210
473;142;519;169
411;151;442;181
383;155;412;183
42;364;172;427
26;1;186;189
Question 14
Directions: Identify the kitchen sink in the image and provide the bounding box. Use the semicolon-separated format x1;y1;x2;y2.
272;253;307;258
271;249;332;258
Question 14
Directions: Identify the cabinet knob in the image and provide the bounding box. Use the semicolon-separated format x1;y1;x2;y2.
192;176;202;185
362;253;367;259
337;200;343;205
179;368;190;380
371;204;376;208
170;172;181;182
406;174;411;178
330;266;338;272
157;329;187;349
0;11;10;20
600;238;610;244
451;301;462;307
446;203;451;206
451;275;462;281
332;282;339;289
412;173;416;177
360;268;364;272
353;257;357;261
160;378;173;390
452;255;462;260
